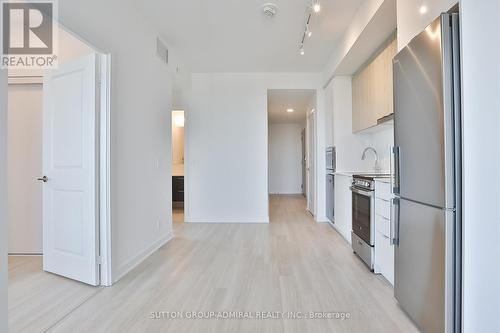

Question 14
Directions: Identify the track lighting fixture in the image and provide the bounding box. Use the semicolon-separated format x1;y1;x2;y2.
312;0;321;13
298;1;321;55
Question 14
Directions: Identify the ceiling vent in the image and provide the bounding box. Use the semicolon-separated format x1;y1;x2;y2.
261;3;278;18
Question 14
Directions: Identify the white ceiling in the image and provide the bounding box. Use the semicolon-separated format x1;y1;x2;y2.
133;0;365;72
268;89;315;124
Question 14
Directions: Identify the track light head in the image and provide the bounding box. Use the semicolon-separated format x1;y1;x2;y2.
313;1;321;13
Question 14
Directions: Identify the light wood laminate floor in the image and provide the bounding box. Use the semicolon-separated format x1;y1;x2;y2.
9;195;418;333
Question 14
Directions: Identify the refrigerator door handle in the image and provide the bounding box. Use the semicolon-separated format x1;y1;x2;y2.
392;146;401;194
390;197;400;246
390;146;394;193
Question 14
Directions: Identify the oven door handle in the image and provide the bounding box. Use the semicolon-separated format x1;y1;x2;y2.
349;186;373;197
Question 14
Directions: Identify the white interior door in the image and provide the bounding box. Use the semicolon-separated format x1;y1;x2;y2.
42;53;99;286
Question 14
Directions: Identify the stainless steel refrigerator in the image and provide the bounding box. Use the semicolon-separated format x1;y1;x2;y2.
392;13;461;333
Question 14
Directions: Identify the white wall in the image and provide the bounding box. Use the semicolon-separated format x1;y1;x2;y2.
269;124;303;195
186;73;323;223
460;0;500;331
369;127;394;172
0;70;8;333
8;25;93;77
7;85;43;254
58;0;177;281
324;81;334;147
396;0;457;50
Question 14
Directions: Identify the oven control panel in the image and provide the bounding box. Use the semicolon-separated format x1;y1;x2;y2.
352;178;375;191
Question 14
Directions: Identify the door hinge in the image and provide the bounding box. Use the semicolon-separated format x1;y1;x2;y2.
97;256;103;265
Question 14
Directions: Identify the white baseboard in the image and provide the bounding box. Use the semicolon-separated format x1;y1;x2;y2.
269;192;303;195
315;215;330;223
185;217;269;224
113;232;174;283
332;226;351;245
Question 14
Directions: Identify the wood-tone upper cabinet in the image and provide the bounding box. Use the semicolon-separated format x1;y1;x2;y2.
352;36;397;133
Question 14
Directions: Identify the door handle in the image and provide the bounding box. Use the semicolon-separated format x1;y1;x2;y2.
390;197;400;246
37;176;49;183
392;146;401;194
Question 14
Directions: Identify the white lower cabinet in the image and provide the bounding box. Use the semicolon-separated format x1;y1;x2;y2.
374;179;394;285
333;175;353;243
375;230;394;284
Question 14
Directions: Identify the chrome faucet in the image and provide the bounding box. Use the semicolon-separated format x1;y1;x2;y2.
362;147;381;172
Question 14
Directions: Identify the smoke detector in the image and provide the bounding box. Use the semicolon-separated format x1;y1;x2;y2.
261;3;278;18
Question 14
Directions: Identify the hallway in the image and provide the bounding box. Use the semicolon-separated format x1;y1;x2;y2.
9;196;417;332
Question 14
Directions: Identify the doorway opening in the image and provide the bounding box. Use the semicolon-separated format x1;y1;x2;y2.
267;89;316;221
7;23;111;332
172;110;185;223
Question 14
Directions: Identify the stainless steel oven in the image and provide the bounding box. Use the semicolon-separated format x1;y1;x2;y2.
351;175;376;270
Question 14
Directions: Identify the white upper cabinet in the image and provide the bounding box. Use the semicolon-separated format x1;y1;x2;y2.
352;36;397;133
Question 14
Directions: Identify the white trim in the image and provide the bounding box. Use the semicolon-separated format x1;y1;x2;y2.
98;53;112;286
185;217;270;224
183;110;189;223
269;192;304;195
306;109;317;214
113;233;174;283
313;90;326;221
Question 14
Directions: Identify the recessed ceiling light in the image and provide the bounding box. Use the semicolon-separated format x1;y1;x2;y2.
299;47;305;55
307;30;312;37
419;5;428;14
287;108;294;113
174;114;185;127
